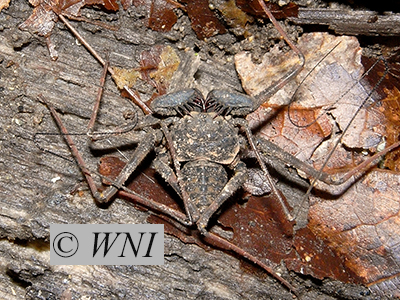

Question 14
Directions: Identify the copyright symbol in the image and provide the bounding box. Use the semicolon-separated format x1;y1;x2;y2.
53;232;79;258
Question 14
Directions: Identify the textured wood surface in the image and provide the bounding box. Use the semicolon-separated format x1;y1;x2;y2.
0;0;398;299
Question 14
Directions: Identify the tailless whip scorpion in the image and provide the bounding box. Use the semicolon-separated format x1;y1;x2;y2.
34;0;400;296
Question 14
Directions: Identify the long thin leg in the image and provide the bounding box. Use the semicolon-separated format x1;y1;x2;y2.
95;130;160;203
38;95;100;197
256;137;347;186
87;59;109;132
118;188;190;226
85;57;138;140
159;122;199;223
58;14;153;115
253;0;305;105
257;137;400;187
38;95;161;204
87;56;140;143
236;119;294;221
203;231;299;296
153;157;182;198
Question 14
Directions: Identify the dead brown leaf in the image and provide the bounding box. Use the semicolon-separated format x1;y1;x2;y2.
19;0;119;59
148;0;178;32
308;170;400;292
124;0;180;32
180;0;226;40
216;191;356;283
140;45;180;96
214;0;253;32
19;0;118;36
111;45;180;99
236;31;400;292
19;1;58;37
237;32;387;171
360;53;400;172
112;67;141;90
381;87;400;171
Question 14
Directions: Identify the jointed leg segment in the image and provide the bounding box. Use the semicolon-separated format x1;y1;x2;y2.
197;160;247;233
257;137;400;193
